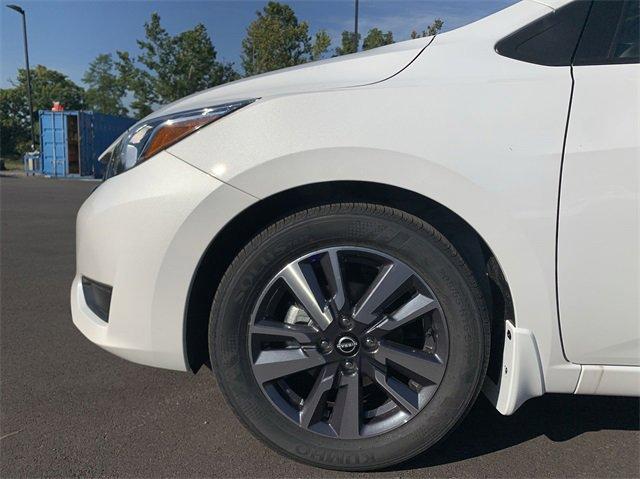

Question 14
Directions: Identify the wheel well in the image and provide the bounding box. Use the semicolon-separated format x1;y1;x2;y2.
185;181;514;380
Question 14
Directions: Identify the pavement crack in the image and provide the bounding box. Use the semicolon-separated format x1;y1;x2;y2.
0;429;23;440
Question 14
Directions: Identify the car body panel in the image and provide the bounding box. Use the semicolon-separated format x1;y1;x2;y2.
530;0;572;9
71;151;256;369
574;365;640;395
558;63;640;366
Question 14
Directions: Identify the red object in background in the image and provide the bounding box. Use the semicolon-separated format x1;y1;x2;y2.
51;101;64;111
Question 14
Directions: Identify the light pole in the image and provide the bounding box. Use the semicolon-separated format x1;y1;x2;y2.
354;0;359;52
7;4;36;151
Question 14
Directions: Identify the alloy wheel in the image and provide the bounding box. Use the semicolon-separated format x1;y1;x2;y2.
248;247;449;439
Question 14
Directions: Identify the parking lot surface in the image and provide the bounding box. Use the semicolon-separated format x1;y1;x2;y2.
1;176;639;478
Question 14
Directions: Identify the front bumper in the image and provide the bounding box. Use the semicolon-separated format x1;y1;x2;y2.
70;151;254;370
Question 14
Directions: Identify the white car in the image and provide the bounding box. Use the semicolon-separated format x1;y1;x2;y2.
71;0;639;470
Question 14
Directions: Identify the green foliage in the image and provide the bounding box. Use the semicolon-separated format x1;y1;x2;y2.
90;13;239;119
411;19;444;39
362;28;394;51
312;30;332;61
83;53;127;116
241;2;330;75
0;65;84;157
137;13;236;102
335;31;360;56
0;89;26;157
113;51;155;118
18;65;84;110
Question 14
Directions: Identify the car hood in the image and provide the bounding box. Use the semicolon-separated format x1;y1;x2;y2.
147;37;432;119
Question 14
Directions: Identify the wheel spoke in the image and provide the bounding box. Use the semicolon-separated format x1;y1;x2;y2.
252;348;327;384
328;371;361;439
279;262;333;330
362;359;419;414
250;320;319;345
300;363;338;428
366;293;439;336
353;262;413;326
320;249;346;311
373;341;445;384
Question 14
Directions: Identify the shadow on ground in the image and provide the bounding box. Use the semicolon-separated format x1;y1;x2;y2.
396;393;640;471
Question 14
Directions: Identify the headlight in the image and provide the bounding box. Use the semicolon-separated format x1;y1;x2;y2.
101;99;255;179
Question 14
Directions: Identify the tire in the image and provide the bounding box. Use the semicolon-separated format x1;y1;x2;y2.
209;203;490;471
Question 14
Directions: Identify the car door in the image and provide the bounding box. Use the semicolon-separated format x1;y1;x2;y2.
558;0;640;365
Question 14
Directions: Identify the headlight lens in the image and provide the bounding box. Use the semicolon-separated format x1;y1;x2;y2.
101;99;255;179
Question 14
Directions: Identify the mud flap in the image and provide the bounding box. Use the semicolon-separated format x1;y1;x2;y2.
483;320;545;415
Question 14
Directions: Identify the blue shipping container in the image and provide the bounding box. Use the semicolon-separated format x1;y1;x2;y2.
39;110;136;178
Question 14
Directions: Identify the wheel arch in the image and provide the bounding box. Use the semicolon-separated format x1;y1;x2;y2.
184;180;514;379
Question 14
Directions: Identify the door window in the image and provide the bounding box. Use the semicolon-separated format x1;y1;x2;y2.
574;0;640;65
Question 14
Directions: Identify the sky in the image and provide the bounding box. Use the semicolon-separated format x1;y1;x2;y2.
0;0;516;89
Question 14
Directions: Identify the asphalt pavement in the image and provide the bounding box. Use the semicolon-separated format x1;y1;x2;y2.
1;175;639;478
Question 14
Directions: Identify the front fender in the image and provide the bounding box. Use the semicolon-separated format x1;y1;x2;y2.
168;80;579;393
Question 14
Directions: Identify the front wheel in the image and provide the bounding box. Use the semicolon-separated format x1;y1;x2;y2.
210;203;490;470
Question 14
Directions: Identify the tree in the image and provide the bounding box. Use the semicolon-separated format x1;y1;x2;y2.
335;31;360;56
0;89;27;157
114;51;155;118
83;53;127;116
362;28;394;51
137;13;238;103
311;30;332;61
18;65;84;110
411;19;444;39
107;13;239;118
0;65;84;157
241;2;330;75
